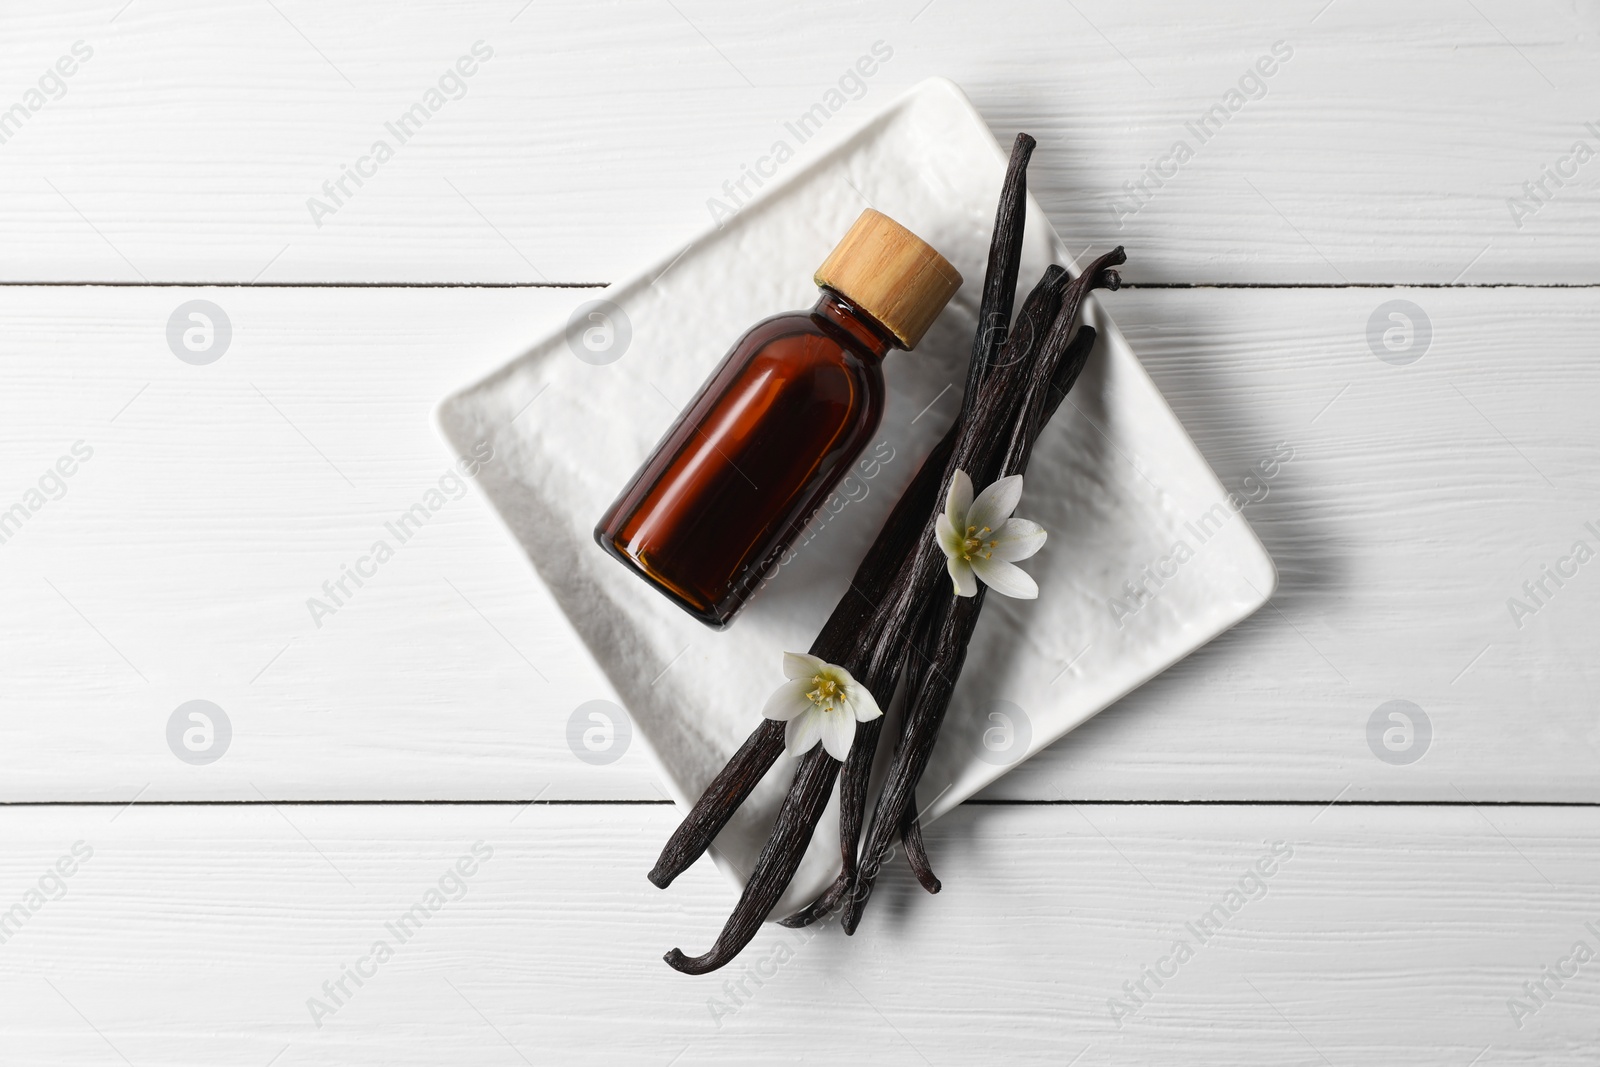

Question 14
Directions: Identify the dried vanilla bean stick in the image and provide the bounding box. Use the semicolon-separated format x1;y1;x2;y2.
1044;325;1099;428
810;132;1041;667
653;133;1040;903
892;312;1098;903
778;679;938;925
780;264;1072;926
846;575;981;934
965;133;1035;392
774;718;879;928
846;269;1083;681
648;720;785;889
830;158;1059;695
843;252;1124;934
894;322;1101;899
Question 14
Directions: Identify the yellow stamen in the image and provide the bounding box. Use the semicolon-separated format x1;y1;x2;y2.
959;524;999;561
807;675;843;713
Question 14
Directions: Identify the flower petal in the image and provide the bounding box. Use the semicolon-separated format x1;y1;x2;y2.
782;651;826;680
785;708;824;756
845;681;883;722
820;708;857;760
944;469;973;527
947;555;977;597
971;555;1039;599
762;678;815;721
935;512;965;560
989;517;1047;562
966;474;1024;535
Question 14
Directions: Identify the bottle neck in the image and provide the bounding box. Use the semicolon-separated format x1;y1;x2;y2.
814;288;901;361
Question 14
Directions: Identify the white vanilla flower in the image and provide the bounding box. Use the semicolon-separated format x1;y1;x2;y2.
935;469;1047;599
761;652;883;760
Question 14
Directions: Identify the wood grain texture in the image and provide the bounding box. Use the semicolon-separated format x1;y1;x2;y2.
1;0;1596;284
0;284;1594;802
0;802;1592;1065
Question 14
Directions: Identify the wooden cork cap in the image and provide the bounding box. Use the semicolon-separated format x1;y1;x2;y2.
814;209;963;349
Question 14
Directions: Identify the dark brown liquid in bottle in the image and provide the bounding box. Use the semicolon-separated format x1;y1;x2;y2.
595;289;897;628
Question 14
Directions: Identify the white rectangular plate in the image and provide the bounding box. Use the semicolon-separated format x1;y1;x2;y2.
436;77;1277;914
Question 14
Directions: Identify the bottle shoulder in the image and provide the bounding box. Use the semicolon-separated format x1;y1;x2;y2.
733;306;886;375
736;326;884;400
734;307;836;349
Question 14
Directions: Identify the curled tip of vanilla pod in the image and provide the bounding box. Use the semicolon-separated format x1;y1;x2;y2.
901;807;942;895
663;948;714;975
660;745;841;974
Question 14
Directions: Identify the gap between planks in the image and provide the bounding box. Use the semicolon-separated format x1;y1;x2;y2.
1;799;1596;808
1;281;1598;289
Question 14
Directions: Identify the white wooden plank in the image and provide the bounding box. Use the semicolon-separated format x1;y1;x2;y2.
1;284;1596;802
1;0;1596;284
985;282;1600;802
0;802;1592;1064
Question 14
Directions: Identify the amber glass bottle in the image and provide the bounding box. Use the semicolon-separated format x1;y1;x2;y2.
595;209;962;628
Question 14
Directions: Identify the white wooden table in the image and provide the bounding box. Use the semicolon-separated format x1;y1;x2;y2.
3;1;1597;1062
